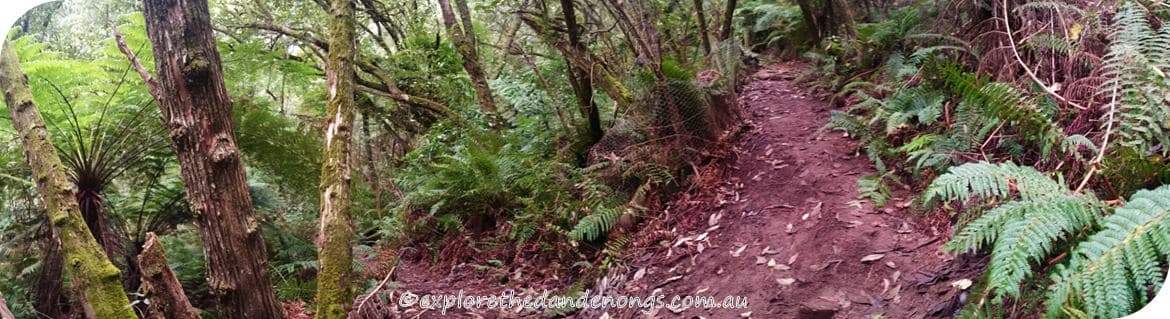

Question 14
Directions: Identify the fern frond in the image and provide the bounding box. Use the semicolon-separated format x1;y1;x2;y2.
925;162;1066;204
1014;2;1086;17
944;194;1098;254
1100;3;1170;155
857;174;892;207
568;207;622;242
985;194;1099;297
1061;134;1099;163
1046;185;1170;318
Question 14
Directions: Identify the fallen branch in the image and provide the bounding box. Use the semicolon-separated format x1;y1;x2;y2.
355;248;406;312
138;232;199;319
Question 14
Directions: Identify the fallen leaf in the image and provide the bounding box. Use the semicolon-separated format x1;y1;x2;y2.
664;275;684;283
730;245;747;257
756;256;767;265
776;278;796;285
788;253;799;265
885;261;896;269
761;246;777;255
767;258;778;268
951;279;973;290
861;254;885;262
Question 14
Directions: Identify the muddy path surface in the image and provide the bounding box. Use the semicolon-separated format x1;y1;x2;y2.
591;62;980;319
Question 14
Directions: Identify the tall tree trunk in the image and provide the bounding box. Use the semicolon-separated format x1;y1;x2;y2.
438;0;497;124
719;0;737;41
0;40;136;319
137;233;198;319
315;0;357;317
139;0;283;318
560;0;603;144
693;0;712;56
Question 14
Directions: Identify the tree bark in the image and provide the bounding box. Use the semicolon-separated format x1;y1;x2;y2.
361;109;382;209
137;233;199;319
33;225;67;318
438;0;497;123
139;0;283;318
0;40;136;319
559;0;603;144
315;0;358;317
719;0;737;41
693;0;712;56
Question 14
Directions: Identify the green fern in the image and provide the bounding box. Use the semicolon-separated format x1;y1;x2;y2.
568;207;622;242
924;161;1067;204
1046;185;1170;318
932;162;1170;317
1013;1;1086;17
1100;3;1170;155
857;174;893;207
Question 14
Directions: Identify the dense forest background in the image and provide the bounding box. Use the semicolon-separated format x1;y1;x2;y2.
0;0;1168;318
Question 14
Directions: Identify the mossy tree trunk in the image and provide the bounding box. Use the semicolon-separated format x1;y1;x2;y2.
137;233;198;319
315;0;357;317
438;0;497;124
0;40;136;319
139;0;283;317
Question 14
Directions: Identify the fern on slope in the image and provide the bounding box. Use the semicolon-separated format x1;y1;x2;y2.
1100;3;1170;155
924;161;1067;204
932;162;1170;317
1045;185;1170;318
929;162;1102;297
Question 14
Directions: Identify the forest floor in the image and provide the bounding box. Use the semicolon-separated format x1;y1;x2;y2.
354;62;986;319
591;62;985;319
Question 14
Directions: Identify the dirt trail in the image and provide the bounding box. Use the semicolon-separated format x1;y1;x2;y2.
599;62;979;319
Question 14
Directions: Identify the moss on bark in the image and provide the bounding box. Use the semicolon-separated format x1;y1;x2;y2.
0;40;136;319
314;0;357;317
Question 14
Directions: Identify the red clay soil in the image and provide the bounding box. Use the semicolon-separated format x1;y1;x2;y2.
589;62;983;319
